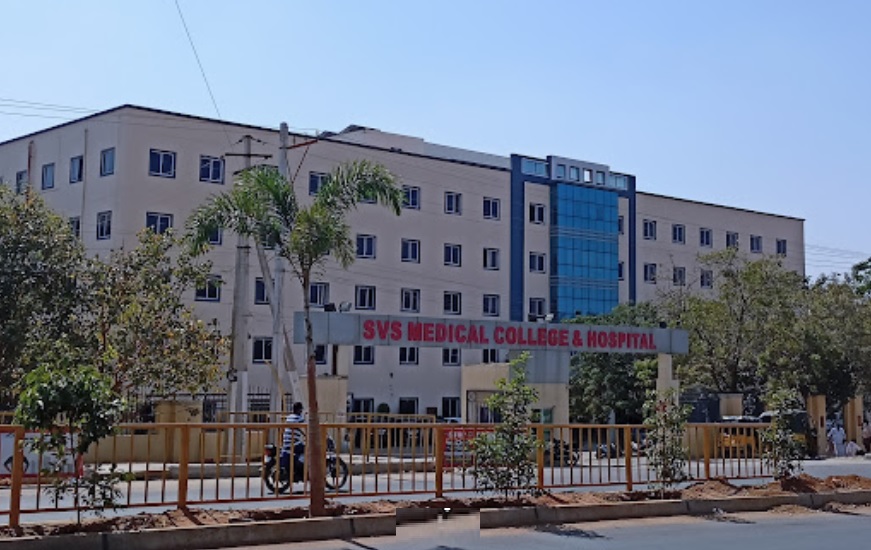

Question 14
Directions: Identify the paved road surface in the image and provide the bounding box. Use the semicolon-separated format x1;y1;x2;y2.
229;505;871;549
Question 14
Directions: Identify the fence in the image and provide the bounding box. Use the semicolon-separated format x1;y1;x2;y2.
0;421;770;527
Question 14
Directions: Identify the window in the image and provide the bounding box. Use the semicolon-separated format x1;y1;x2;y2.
96;211;112;240
401;238;420;263
750;235;762;253
643;219;657;240
356;234;376;258
355;285;376;310
483;248;500;270
444;291;462;315
520;158;547;177
644;263;657;283
196;275;222;301
672;224;685;244
399;347;419;365
444;243;462;267
596;171;606;185
529;252;546;273
444;191;462;215
199;156;224;183
618;215;624;235
41;163;55;190
402;185;420;209
583;168;592;183
401;288;420;312
146;212;173;234
482;349;499;364
69;156;83;183
776;239;787;256
568;166;580;181
700;228;713;248
314;345;327;365
483;294;500;317
483;197;500;220
353;345;374;365
15;170;27;193
208;227;223;245
398;397;419;415
255;277;270;304
673;267;686;287
252;337;272;363
529;203;546;224
149;149;176;178
69;217;81;238
100;148;115;176
442;397;461;419
700;269;714;289
618;261;624;281
726;231;739;249
529;297;546;318
310;282;329;307
555;164;566;179
309;172;328;195
442;348;461;366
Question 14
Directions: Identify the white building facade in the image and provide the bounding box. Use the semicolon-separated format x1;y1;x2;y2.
0;106;805;419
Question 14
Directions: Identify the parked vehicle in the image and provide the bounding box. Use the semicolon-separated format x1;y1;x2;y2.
544;438;580;466
262;436;349;494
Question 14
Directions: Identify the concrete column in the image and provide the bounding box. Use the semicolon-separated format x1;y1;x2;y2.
806;394;827;457
718;393;743;417
656;354;679;397
844;397;864;445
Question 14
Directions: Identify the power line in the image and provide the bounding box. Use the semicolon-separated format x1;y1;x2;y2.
173;0;232;147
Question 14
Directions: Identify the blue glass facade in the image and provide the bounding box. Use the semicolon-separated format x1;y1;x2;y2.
510;155;628;322
549;183;619;319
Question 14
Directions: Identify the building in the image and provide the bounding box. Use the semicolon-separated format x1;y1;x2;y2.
0;105;805;422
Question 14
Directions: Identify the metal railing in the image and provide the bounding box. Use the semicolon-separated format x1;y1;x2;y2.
0;421;772;527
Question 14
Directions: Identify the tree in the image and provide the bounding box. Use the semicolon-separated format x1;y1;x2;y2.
471;352;541;499
14;353;127;526
659;249;805;407
187;161;402;516
758;388;805;479
567;303;658;423
79;230;227;397
0;188;85;408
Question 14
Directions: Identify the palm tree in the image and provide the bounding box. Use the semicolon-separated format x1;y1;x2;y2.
187;160;401;515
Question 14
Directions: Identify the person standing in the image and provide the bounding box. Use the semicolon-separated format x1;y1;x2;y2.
828;423;847;457
862;420;871;453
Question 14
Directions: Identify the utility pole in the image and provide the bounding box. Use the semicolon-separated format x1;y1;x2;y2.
273;123;289;413
225;135;270;439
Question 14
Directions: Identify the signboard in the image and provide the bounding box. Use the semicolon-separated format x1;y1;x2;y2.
294;312;689;354
0;432;78;477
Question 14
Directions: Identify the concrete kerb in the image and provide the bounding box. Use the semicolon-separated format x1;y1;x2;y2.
0;514;395;550
480;490;871;530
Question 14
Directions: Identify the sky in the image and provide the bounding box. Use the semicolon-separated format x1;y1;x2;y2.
2;0;869;276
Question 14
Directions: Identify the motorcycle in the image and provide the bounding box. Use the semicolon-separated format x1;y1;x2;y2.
544;438;580;466
262;436;349;494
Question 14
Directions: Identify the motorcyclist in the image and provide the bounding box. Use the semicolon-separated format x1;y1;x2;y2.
282;402;306;466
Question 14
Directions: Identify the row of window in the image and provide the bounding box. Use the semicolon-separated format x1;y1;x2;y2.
639;219;788;255
553;164;607;186
638;263;715;288
18;149;114;192
73;210;223;243
250;336;502;367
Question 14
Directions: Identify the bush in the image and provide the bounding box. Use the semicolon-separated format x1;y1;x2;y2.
759;389;805;479
643;388;690;494
471;352;542;499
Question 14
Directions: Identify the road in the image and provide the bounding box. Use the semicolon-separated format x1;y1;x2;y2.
1;456;870;525
226;505;871;549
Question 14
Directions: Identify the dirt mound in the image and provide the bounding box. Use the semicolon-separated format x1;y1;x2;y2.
681;478;741;499
769;505;817;515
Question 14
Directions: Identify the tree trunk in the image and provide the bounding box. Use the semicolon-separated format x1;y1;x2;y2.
302;269;326;516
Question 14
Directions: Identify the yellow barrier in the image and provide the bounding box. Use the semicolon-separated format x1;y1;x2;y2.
1;421;773;528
